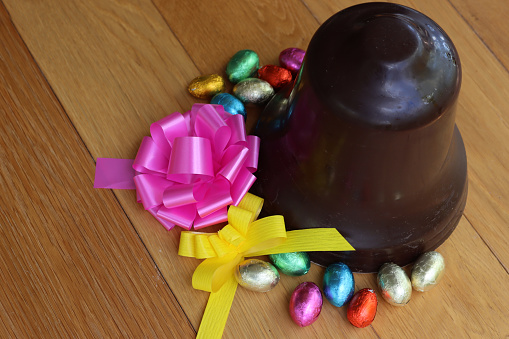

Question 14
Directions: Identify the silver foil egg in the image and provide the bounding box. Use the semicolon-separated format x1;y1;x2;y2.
377;262;412;306
235;259;280;292
233;78;274;105
411;251;445;292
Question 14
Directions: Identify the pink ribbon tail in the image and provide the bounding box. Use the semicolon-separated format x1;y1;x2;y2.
94;158;136;189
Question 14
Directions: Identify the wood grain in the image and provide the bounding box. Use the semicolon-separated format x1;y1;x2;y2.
0;3;194;338
447;0;509;72
152;0;318;72
1;0;508;338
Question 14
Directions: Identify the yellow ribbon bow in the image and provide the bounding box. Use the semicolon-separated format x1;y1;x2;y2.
178;193;355;338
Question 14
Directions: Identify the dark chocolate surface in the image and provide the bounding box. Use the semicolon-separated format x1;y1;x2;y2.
254;3;468;272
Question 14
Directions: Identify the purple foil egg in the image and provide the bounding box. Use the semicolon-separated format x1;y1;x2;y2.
289;282;322;327
279;47;305;74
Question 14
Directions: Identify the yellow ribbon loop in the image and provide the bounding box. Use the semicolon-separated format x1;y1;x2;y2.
178;192;355;339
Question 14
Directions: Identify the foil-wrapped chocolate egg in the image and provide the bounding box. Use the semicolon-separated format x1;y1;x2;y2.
289;282;322;327
323;262;355;307
279;47;305;74
269;252;310;276
377;262;412;306
233;78;274;105
411;251;445;292
257;65;293;90
210;93;246;120
234;259;280;292
188;74;225;99
347;288;378;328
226;49;259;83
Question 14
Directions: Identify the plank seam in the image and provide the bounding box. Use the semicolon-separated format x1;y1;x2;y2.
446;0;509;76
370;324;382;339
298;0;322;24
0;1;197;335
463;213;509;275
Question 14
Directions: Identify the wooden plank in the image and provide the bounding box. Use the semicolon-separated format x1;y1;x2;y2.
152;0;318;73
373;218;509;338
4;0;509;338
0;3;195;338
1;0;206;333
4;0;199;160
447;0;509;72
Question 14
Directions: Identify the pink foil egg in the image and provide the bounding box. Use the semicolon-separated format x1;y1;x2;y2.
279;47;305;74
289;282;323;327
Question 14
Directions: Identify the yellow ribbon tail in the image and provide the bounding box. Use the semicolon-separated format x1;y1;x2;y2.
249;228;355;256
196;275;238;339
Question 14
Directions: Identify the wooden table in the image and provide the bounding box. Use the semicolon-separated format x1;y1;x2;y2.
1;0;508;338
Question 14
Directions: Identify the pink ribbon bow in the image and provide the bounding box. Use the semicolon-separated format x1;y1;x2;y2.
94;104;260;230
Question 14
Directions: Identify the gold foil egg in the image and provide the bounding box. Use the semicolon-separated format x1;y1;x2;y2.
234;259;280;292
233;78;274;105
188;74;225;99
411;251;445;292
377;262;412;306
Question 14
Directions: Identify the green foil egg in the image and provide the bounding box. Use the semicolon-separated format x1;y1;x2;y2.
269;252;310;276
233;78;274;104
226;49;260;83
235;259;280;292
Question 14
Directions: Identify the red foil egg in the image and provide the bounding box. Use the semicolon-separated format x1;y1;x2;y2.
257;65;292;90
347;288;377;328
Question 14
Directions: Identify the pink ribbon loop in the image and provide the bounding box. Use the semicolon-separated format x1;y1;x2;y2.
150;112;188;149
133;137;169;175
163;184;200;209
95;104;260;231
167;137;214;184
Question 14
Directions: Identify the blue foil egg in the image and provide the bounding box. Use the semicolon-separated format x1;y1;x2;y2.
210;93;247;120
323;262;355;307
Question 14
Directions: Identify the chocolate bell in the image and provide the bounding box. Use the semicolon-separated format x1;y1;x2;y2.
254;3;468;272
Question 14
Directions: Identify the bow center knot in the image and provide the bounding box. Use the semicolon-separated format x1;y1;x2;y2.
177;192;355;339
